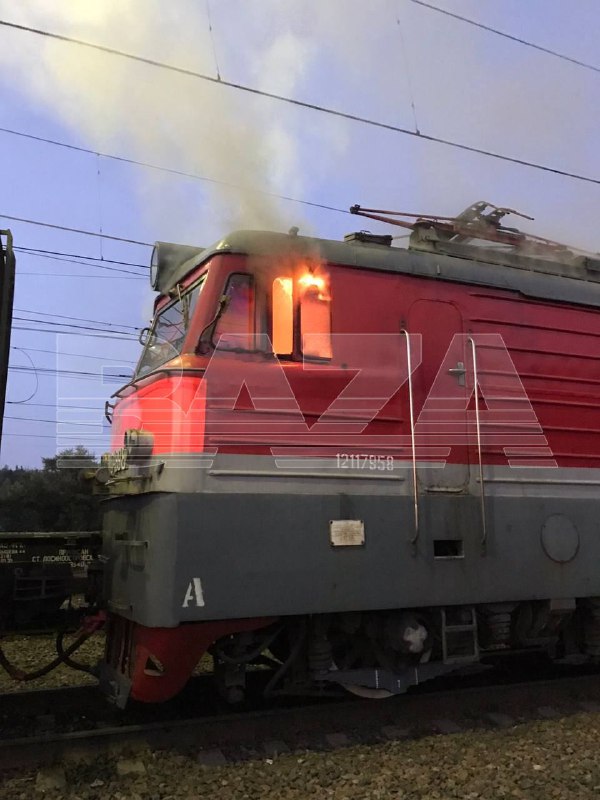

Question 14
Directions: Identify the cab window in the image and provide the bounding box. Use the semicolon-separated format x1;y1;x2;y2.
300;275;332;359
136;278;204;376
271;271;332;360
272;277;293;355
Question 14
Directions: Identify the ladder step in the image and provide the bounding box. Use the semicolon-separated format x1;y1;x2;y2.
441;607;479;664
443;624;477;633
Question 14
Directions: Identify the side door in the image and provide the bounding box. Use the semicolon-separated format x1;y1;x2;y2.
407;299;470;490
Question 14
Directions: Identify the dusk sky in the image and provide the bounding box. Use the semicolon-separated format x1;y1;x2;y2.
0;0;598;467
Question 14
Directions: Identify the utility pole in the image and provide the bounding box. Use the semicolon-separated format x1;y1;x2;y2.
0;231;15;449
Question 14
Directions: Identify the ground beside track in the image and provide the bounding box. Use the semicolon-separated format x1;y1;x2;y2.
0;634;102;692
1;712;600;799
3;636;600;797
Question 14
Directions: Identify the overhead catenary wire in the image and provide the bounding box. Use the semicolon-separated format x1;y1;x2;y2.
11;345;136;363
12;315;139;335
2;432;95;439
19;272;144;280
14;308;140;331
6;401;114;409
14;245;148;269
409;0;600;74
14;249;148;276
0;213;152;247
0;20;599;186
5;415;106;426
9;364;131;379
0;128;349;216
13;325;139;340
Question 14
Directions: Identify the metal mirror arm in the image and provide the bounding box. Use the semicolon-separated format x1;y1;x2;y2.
196;294;229;354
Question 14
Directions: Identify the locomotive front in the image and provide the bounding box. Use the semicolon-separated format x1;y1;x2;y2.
96;230;341;705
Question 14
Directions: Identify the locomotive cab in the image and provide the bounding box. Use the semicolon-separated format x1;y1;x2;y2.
136;242;332;377
108;233;336;465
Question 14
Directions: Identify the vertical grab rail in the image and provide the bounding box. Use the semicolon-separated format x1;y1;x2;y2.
467;337;487;553
401;330;419;552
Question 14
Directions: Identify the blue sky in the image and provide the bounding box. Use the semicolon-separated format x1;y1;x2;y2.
0;0;598;467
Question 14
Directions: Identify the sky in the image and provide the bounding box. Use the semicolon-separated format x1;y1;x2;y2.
0;0;598;467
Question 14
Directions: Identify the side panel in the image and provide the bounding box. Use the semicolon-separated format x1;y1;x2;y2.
103;483;599;627
102;254;600;631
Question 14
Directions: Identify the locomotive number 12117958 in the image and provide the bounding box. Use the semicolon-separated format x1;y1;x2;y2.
336;454;395;470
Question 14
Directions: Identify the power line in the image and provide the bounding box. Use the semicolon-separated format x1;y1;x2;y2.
12;316;139;336
13;325;139;340
11;345;135;363
8;401;113;411
1;19;599;186
409;0;600;74
15;249;148;276
0;128;349;216
6;401;112;410
2;432;93;439
10;364;130;378
5;415;105;427
19;272;143;280
15;245;148;268
14;307;140;331
0;213;152;246
9;364;131;380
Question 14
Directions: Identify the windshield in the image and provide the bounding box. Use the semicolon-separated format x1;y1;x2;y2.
136;276;206;377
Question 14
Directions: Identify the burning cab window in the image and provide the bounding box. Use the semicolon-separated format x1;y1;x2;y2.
271;272;332;359
300;274;332;360
136;278;204;376
272;277;293;355
213;274;254;350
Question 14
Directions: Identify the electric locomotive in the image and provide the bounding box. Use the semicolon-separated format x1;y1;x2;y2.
95;202;600;706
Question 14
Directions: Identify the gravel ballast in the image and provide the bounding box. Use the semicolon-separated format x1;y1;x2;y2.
2;712;600;798
0;634;103;692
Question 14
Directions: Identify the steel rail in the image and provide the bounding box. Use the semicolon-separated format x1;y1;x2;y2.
2;669;600;770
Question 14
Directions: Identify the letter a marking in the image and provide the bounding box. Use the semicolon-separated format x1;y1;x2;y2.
182;577;205;607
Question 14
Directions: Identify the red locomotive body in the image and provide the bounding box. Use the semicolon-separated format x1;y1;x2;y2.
97;205;600;705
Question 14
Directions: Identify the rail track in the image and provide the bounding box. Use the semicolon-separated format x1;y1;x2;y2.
1;664;600;771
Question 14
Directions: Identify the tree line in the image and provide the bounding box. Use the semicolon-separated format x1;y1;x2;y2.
0;446;101;532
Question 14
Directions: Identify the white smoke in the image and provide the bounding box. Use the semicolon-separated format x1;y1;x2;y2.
0;0;331;237
0;0;597;250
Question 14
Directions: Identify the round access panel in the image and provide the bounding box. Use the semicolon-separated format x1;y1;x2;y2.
540;514;579;563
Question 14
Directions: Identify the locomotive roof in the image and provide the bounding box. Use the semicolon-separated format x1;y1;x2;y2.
171;228;600;311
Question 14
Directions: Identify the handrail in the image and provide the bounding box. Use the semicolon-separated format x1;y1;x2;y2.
111;366;206;399
467;336;487;553
401;330;419;553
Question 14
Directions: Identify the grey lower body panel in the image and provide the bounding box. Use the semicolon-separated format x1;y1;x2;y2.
102;484;597;628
